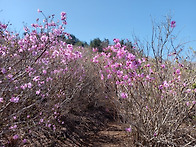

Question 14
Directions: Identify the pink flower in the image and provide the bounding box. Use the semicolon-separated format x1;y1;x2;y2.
121;92;127;98
23;139;27;144
125;127;131;132
115;42;121;48
107;74;112;79
186;89;191;93
67;44;73;50
21;84;27;90
37;9;42;13
123;75;128;80
27;82;32;88
13;134;19;140
61;16;66;21
158;85;163;90
43;70;47;75
40;118;44;123
146;64;150;67
117;70;123;76
127;53;135;61
92;48;98;52
116;81;120;85
161;64;165;68
0;24;7;29
1;68;6;74
10;97;19;103
149;68;153;74
61;12;66;17
183;83;186;87
101;74;104;80
7;74;13;79
33;76;40;82
176;69;181;75
171;21;176;28
0;97;3;103
53;125;56;131
36;89;41;95
163;81;169;88
113;38;119;43
9;125;17;130
154;132;157;137
41;35;48;42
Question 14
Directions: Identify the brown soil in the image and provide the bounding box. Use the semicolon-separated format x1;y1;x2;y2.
59;122;131;147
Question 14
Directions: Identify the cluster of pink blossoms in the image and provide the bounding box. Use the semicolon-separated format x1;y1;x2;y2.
0;10;84;144
171;20;176;28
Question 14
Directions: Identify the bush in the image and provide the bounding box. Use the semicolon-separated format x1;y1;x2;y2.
0;10;195;146
92;19;196;146
0;11;119;146
90;38;102;52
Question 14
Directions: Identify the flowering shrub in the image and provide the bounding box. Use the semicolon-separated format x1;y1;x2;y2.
92;27;196;146
0;10;195;146
0;10;86;146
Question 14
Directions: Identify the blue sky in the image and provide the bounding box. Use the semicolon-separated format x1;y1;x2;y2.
0;0;196;51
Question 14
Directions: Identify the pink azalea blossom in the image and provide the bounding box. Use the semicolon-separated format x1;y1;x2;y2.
125;127;131;132
186;89;191;93
171;21;176;28
13;134;19;140
146;64;150;67
123;75;128;80
161;64;165;68
21;84;27;90
10;97;19;103
61;12;66;17
40;118;44;123
176;69;181;75
121;92;127;98
158;85;163;90
107;74;112;79
113;38;120;43
61;16;66;21
36;89;41;95
43;70;47;75
1;68;6;74
27;82;32;88
23;139;27;144
0;97;3;103
154;132;157;137
7;74;13;79
37;9;42;13
101;74;104;80
33;76;40;82
163;81;169;88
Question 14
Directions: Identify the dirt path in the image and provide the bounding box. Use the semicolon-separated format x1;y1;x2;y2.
87;123;131;147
